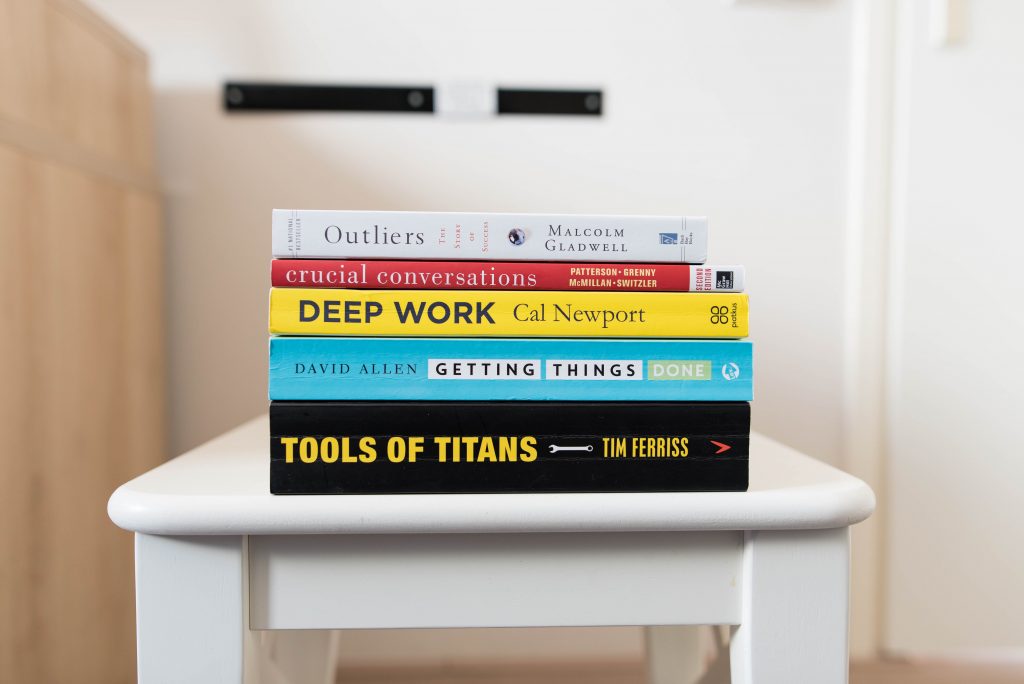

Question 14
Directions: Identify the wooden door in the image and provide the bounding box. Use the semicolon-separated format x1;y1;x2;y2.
0;0;165;681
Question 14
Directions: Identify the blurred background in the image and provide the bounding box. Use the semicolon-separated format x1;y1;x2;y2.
1;0;1021;682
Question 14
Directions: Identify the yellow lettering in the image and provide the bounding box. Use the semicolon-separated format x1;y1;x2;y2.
387;436;406;463
463;436;479;462
520;436;537;462
299;437;318;464
341;436;357;463
321;436;339;463
500;437;517;462
359;436;377;462
477;438;496;462
408;436;424;463
435;436;451;462
280;437;298;463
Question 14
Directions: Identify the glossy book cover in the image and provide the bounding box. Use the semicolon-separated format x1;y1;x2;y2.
272;209;709;263
271;259;745;292
269;289;749;338
269;337;753;401
270;401;750;494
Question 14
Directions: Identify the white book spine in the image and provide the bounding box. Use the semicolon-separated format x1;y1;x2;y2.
272;210;709;263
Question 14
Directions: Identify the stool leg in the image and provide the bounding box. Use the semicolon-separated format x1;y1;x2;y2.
263;630;340;684
136;534;247;683
729;528;850;684
645;626;705;684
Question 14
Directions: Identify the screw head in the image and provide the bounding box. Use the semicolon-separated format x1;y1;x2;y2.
225;86;245;106
407;90;425;109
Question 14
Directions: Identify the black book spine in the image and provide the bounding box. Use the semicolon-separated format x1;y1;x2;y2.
270;402;749;494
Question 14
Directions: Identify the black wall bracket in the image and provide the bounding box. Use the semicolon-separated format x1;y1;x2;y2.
223;82;602;117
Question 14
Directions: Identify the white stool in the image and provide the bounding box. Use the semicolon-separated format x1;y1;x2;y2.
109;417;874;684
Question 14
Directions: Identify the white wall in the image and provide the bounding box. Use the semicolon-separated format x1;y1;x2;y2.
91;0;862;663
90;0;853;460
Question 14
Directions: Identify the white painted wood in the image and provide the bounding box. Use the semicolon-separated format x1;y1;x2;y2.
885;0;1024;655
108;418;875;536
136;536;338;684
136;537;338;684
701;628;732;684
246;630;341;684
257;631;339;684
136;534;246;683
246;631;291;684
729;528;850;684
842;0;897;659
927;0;967;47
117;420;872;679
249;532;742;630
644;626;704;684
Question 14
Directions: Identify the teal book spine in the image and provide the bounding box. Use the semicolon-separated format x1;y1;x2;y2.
269;337;752;401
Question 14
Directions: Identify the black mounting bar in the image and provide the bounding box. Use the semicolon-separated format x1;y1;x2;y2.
224;83;434;113
497;88;601;116
223;82;602;116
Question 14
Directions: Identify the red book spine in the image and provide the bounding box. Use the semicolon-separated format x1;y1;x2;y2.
271;260;735;291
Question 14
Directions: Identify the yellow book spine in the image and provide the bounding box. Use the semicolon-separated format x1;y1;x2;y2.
270;289;748;338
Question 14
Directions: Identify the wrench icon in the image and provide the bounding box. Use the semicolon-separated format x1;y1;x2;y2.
548;444;594;453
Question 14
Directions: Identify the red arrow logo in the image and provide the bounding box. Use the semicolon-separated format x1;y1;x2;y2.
710;441;731;455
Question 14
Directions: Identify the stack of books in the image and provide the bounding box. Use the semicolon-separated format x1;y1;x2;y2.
267;210;751;494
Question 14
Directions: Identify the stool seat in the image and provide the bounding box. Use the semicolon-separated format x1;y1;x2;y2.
108;415;874;684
